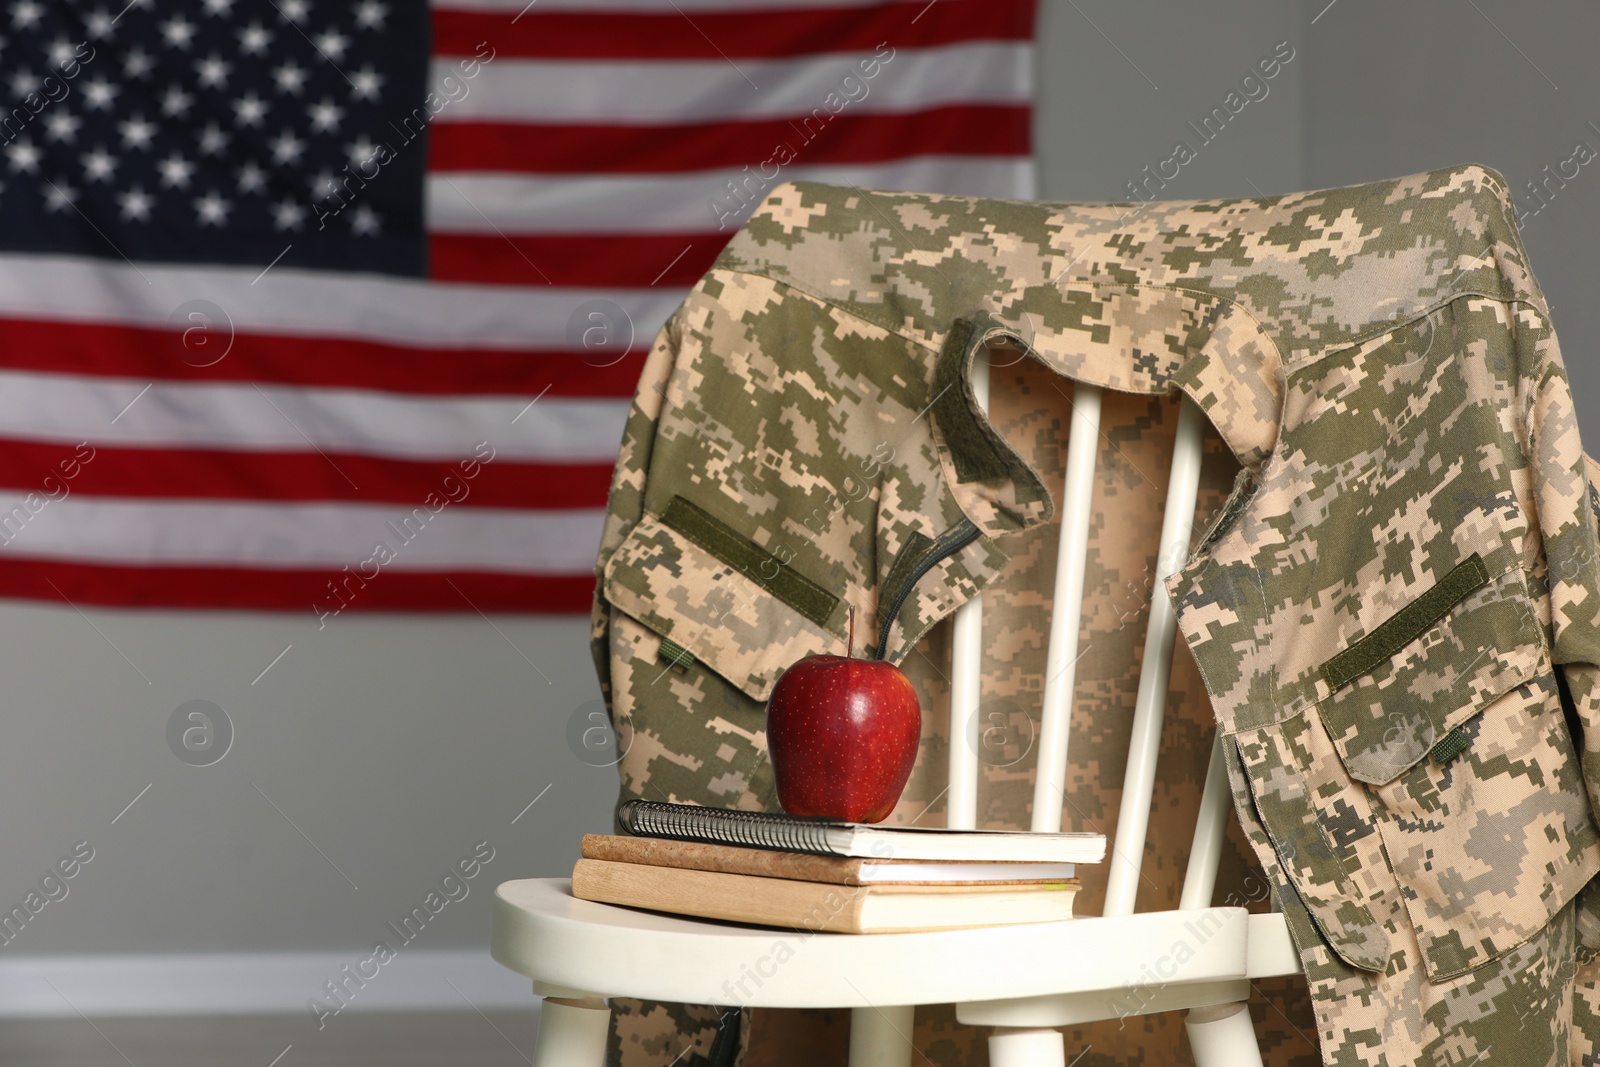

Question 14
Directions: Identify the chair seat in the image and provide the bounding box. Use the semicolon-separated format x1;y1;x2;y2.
493;879;1292;1011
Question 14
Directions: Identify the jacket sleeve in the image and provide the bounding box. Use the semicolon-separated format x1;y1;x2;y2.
589;311;681;706
1519;306;1600;828
1566;444;1600;951
1568;448;1600;805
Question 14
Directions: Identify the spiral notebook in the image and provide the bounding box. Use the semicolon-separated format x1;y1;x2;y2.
616;800;1105;864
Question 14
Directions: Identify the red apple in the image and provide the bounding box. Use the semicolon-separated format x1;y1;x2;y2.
766;654;921;823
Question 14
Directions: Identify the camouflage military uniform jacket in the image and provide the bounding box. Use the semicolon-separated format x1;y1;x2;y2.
591;163;1600;1067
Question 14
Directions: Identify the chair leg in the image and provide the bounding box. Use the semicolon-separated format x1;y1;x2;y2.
987;1027;1065;1067
534;994;610;1067
1185;1001;1264;1067
849;1004;915;1067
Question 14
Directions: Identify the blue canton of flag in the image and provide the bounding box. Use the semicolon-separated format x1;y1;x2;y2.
0;0;428;276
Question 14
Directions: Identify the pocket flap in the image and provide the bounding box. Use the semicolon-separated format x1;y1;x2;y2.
601;501;843;703
1314;557;1544;785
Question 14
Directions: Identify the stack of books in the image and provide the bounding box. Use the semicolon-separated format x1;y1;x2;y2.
572;800;1107;934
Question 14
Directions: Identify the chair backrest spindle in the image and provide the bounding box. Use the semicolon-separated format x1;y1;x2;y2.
1179;733;1234;911
1100;398;1205;916
945;351;991;832
1029;382;1104;833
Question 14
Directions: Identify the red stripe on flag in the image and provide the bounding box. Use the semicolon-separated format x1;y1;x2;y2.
3;558;595;612
432;0;1036;60
0;319;645;397
427;106;1032;175
431;233;727;288
0;439;612;508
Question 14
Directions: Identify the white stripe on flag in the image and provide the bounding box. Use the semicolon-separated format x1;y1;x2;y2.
0;371;630;462
428;159;1037;234
0;497;605;572
431;43;1031;123
0;255;683;350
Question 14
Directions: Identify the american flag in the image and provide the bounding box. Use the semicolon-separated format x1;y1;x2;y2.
0;0;1035;614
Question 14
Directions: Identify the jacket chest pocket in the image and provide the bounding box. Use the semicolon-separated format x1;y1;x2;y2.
1238;561;1600;981
602;497;843;704
598;500;846;807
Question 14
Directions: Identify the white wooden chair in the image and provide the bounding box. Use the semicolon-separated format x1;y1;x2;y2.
491;369;1304;1066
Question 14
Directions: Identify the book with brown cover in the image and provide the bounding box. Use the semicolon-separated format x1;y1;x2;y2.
572;858;1080;934
581;834;1077;886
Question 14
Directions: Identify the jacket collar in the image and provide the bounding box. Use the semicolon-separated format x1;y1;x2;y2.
930;295;1283;540
715;163;1540;543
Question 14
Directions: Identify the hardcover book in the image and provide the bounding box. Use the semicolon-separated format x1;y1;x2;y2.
582;834;1078;885
572;859;1080;934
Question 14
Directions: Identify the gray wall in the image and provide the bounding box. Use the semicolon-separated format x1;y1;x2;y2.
0;609;616;955
1;0;1593;965
1035;0;1600;404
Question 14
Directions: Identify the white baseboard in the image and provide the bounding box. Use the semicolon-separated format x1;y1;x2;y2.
0;949;536;1017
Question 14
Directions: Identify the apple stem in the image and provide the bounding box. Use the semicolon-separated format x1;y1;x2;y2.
847;607;855;658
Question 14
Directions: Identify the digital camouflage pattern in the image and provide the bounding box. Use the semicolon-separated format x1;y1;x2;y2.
590;163;1600;1065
